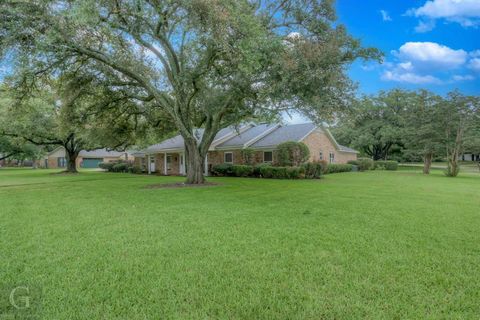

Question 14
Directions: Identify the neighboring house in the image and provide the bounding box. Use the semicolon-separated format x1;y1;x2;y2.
137;122;358;176
460;153;480;162
41;147;133;169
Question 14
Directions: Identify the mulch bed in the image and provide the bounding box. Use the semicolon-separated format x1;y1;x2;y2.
144;182;221;189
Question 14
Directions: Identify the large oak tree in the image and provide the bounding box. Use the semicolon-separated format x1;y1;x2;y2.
0;74;141;173
0;0;380;183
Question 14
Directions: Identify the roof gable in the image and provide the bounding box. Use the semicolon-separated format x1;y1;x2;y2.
216;123;278;148
250;123;316;148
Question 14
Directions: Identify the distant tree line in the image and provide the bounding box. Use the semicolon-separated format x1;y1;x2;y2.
332;89;480;176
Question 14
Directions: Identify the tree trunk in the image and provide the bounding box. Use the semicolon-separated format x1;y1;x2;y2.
65;149;79;173
423;152;433;174
446;152;459;177
184;139;205;184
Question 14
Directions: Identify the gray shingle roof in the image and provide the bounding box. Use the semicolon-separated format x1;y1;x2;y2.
142;122;358;154
250;123;316;148
79;149;126;158
145;126;239;153
216;123;277;148
338;145;358;153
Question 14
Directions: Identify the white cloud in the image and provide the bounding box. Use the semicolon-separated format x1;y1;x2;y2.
381;70;441;84
408;0;480;30
380;10;392;21
414;20;436;32
395;42;467;70
468;58;480;72
381;42;478;85
452;74;475;81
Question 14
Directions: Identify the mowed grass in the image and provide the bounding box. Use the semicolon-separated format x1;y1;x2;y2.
0;168;479;319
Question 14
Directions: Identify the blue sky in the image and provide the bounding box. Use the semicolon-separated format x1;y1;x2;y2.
337;0;480;96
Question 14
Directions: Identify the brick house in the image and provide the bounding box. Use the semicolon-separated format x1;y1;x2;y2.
136;123;358;176
41;147;133;169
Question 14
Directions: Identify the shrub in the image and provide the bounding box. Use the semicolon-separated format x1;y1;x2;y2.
231;165;254;177
99;162;113;171
276;141;310;166
325;163;353;174
240;148;255;165
128;166;143;174
211;164;233;176
259;166;287;179
286;166;305;179
303;161;325;179
374;160;398;171
253;163;271;177
112;162;128;173
356;158;374;171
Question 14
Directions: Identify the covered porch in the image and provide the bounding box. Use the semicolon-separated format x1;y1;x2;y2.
146;151;210;176
147;152;184;176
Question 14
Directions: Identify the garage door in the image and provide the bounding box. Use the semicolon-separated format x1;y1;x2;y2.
81;158;103;168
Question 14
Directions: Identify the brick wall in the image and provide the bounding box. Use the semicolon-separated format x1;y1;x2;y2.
301;129;357;164
207;149;276;168
155;153;164;174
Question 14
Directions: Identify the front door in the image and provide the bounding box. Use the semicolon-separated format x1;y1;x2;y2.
180;153;185;175
166;155;172;173
149;157;156;172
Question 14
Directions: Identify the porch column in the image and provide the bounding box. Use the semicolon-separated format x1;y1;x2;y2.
204;154;208;176
147;155;151;174
180;152;184;175
164;152;167;175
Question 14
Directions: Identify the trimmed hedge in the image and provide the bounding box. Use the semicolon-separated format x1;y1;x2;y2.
112;163;128;172
374;160;398;171
128;166;143;174
99;162;115;171
211;163;233;176
302;161;326;179
325;164;353;174
232;165;254;177
348;158;374;171
211;161;355;179
100;161;141;174
253;163;272;177
211;164;305;179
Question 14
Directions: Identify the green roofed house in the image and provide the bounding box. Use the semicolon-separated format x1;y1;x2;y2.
41;147;133;169
135;122;358;176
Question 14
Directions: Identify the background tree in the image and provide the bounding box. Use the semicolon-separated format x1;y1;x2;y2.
0;135;41;165
0;75;140;173
403;90;443;174
438;91;480;177
0;0;380;183
333;90;406;160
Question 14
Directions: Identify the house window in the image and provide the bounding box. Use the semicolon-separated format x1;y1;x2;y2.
263;151;273;163
319;151;323;161
329;152;335;163
224;152;233;163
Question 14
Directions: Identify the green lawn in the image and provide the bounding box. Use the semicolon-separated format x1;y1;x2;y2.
1;168;479;319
